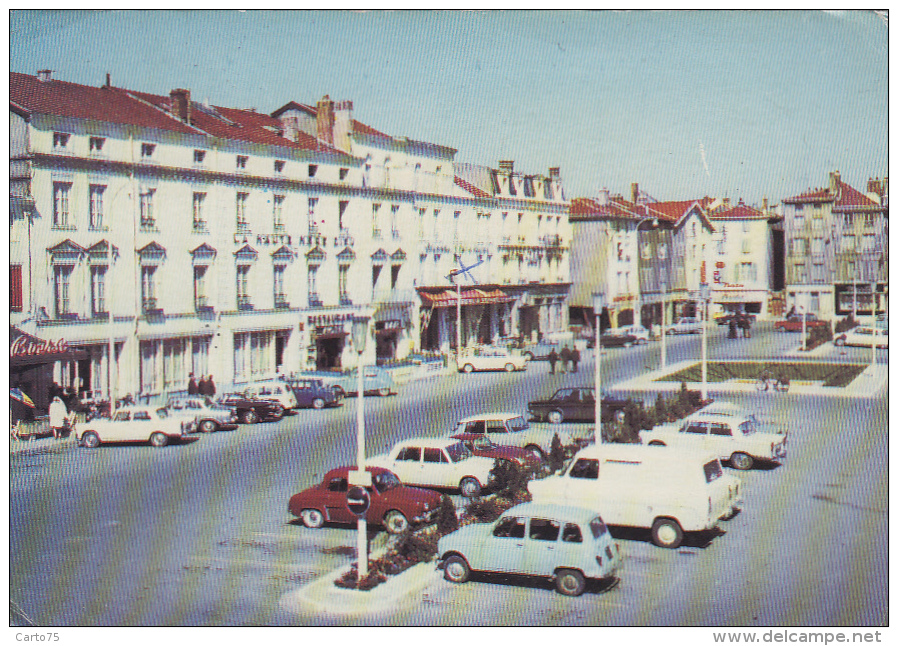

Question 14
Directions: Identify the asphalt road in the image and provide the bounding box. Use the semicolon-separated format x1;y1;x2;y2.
8;327;888;626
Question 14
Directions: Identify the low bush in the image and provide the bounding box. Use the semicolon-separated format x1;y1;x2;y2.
462;497;506;524
804;324;833;351
436;494;458;535
835;315;859;334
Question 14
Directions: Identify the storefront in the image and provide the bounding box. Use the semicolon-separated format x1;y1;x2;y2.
418;287;515;351
10;327;87;423
307;312;355;370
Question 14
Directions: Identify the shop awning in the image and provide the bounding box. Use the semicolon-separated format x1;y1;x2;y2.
9;326;88;367
420;288;515;308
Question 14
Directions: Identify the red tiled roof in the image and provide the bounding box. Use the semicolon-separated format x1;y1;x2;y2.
834;181;881;210
644;199;701;222
455;175;492;198
570;196;641;219
784;186;834;203
710;202;767;220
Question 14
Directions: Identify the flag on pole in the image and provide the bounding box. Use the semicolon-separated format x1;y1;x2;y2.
10;388;36;408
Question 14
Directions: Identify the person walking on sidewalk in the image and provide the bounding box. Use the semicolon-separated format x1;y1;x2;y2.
560;346;572;374
49;396;68;440
548;349;559;374
571;346;581;373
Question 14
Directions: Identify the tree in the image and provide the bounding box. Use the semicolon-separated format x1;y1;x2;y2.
437;494;458;535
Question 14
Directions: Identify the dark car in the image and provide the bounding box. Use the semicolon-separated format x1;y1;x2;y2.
774;313;828;332
715;312;757;326
451;433;542;469
218;393;284;424
282;377;344;409
527;387;633;425
586;332;639;349
288;466;442;534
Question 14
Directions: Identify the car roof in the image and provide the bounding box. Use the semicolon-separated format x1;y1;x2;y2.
394;436;465;448
685;412;751;424
457;412;522;423
500;501;602;524
325;465;394;478
574;442;718;464
698;401;745;416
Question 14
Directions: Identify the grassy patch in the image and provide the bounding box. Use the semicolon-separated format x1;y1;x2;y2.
657;361;867;388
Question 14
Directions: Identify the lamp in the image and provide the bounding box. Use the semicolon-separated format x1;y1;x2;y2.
699;282;710;401
634;217;659;329
593;292;605;444
350;313;370;579
351;315;370;354
660;278;668;369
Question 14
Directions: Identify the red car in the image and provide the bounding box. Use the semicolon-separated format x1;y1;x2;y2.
288;466;442;534
451;433;542;469
774;313;828;332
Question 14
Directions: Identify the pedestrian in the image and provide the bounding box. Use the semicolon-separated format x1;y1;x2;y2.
571;347;580;373
188;373;199;396
548;349;559;375
49;396;67;440
198;375;208;396
728;318;738;339
738;314;749;338
206;375;216;398
744;316;752;339
560;346;571;374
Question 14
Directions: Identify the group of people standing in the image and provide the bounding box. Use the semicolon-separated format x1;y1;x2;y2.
187;374;217;397
547;345;581;374
728;313;753;339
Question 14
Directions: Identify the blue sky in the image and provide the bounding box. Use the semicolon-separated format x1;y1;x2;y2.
10;9;888;205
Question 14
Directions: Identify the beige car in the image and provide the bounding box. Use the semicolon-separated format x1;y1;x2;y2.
77;406;195;448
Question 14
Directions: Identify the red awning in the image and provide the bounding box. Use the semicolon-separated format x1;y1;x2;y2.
420;288;515;308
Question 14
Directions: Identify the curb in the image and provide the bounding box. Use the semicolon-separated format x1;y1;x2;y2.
9;436;77;457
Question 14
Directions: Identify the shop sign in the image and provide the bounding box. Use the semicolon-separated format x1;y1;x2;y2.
10;336;69;358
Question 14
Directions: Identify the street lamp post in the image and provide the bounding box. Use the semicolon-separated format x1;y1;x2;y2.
660;279;668;369
350;314;371;579
634;217;659;330
700;282;710;401
870;281;878;364
593;292;605;444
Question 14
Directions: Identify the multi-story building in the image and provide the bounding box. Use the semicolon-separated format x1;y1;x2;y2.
781;171;888;319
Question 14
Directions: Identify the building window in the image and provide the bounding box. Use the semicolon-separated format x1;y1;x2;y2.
418;208;425;238
90;266;106;315
162;339;187;390
392;205;400;239
236;155;248;170
793;238;806;255
813;205;823;218
89;137;105;153
641;243;652;260
338;200;349;231
841;234;855;252
308;164;318;178
236;265;251;309
89;185;106;229
864;213;875;228
433;209;440;240
53;182;71;227
812;263;825;282
658;242;668;260
233;331;273;381
339;168;349;181
308;197;319;231
140;189;155;227
273;195;285;231
811;237;824;255
141;266;157;311
141;143;156;159
741;239;751;254
10;265;23;312
810;292;820;313
372;264;382;290
308;264;320;304
339;264;350;301
794;207;805;227
862;234;876;253
274;160;285;173
842;212;853;225
273;265;287;307
391;264;401;289
53;132;70;150
372;203;382;238
236;192;249;231
738;262;756;282
794;263;806;283
193;192;206;230
193;266;208;308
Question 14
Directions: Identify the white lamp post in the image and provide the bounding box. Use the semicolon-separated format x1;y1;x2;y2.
700;282;710;401
350;314;371;578
593;292;605;444
634;217;658;330
870;281;878;364
660;278;668;369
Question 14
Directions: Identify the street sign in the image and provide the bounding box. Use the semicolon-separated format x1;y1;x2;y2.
346;486;370;516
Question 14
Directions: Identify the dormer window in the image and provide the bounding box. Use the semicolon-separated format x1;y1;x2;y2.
53;132;70;149
236;155;248;170
141;143;156;159
308;164;318;178
194;149;206;164
274;160;285;173
89;137;105;153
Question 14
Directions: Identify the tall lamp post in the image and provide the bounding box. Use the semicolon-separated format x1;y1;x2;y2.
634;217;658;329
700;282;710;401
660;278;668;370
870;281;878;365
350;314;371;578
593;292;605;444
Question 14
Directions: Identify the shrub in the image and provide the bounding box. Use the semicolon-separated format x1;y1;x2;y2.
334;563;388;591
835;315;859;334
653;393;669;425
490;459;533;500
548;433;565;473
805;324;833;350
463;497;506;524
436;495;458;535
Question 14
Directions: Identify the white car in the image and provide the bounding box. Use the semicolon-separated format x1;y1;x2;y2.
640;410;787;470
367;437;497;497
615;325;650;344
528;444;742;548
834;326;888;348
666;316;702;334
166;396;239;433
241;381;299;410
77;406;195;448
437;502;622;596
457;348;529;373
451;412;574;460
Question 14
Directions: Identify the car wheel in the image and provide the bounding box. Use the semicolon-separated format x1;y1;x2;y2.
301;508;325;529
459;477;482;498
547;410;564;424
555;569;586;597
648;440;666;447
443;555;471;584
81;431;100;448
651;518;684;549
834;337;846;346
270;410;284;422
523;352;534;361
462;363;475;373
149;432;169;448
613;409;626;423
504;363;516;372
730;452;754;470
199;419;218;433
637;338;647;345
377;387;391;397
312;398;325;410
384;510;409;535
241;410;259;425
525;445;545;461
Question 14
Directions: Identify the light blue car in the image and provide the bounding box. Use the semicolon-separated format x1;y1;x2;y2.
437;501;622;596
300;366;396;397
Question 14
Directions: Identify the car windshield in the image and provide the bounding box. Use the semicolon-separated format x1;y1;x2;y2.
155;408;169;419
373;472;401;493
445;442;471;462
589;517;608;539
739;420;757;436
703;459;723;483
507;416;529;432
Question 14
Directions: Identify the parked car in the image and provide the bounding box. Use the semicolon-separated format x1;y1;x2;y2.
288;466;442;534
528;444;742;548
218;393;285;424
437;501;622;596
774;313;828;332
300;366;396;397
77;406;195;448
281;377;344;409
640;410;787;470
450;412;575;460
834;326;888;348
241;381;299;411
666;316;702;335
520;340;562;361
457;347;529;373
614;325;651;344
367;437;497;497
450;433;542;468
527;387;633;425
166;396;239;433
714;312;757;326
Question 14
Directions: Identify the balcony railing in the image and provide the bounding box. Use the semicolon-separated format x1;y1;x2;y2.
274;294;290;309
143;297;163;315
256;232;292;246
193;221;208;233
308;294;323;308
339;295;353;306
299;234;327;246
237;295;254;311
195;296;214;312
335;231;354;247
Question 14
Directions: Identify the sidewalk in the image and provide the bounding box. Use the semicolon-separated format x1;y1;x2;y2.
10;434;77;456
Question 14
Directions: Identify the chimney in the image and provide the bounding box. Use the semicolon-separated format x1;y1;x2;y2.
763;197;769;213
499;160;515;173
867;177;881;196
723;197;731;209
170;88;191;124
282;116;299;142
36;69;52;82
829;170;841;195
333;100;354;152
549;167;561;180
631;182;639;204
597;187;611;206
104;72;111;88
316;95;335;146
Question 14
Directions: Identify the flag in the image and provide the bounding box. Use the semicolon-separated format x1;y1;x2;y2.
10;388;35;408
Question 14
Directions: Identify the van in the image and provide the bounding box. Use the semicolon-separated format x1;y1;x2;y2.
528;444;742;548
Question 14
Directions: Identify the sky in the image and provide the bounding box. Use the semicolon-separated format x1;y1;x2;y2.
9;9;889;206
